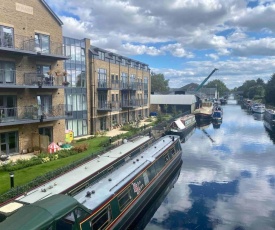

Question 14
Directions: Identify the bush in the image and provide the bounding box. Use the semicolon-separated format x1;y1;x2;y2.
73;143;88;153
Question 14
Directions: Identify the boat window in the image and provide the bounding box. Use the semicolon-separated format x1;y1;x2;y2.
56;211;76;230
118;188;132;211
74;208;89;221
170;148;175;156
164;153;170;163
90;206;112;230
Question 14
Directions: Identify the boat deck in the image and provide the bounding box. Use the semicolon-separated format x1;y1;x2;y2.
1;136;151;209
74;135;178;211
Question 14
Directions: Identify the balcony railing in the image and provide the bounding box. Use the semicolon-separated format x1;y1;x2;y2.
97;101;121;111
111;80;120;90
0;104;71;126
120;82;137;90
24;73;63;87
97;81;111;90
120;99;148;108
0;32;67;58
0;70;65;87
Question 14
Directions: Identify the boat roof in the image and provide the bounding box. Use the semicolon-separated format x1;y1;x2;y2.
0;136;151;213
74;135;179;211
0;195;78;230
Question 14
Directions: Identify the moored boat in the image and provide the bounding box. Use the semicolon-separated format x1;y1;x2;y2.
212;110;223;121
166;114;196;139
251;103;265;113
193;101;213;121
264;109;275;132
0;135;183;230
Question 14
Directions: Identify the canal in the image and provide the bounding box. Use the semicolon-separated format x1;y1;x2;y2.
143;98;275;230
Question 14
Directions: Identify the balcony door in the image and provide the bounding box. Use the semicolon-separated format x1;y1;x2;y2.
35;33;50;53
0;26;14;48
0;95;16;119
0;132;18;155
0;61;15;84
37;95;52;116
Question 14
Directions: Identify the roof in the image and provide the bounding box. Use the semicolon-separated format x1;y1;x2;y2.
150;95;197;105
0;195;79;230
40;0;63;25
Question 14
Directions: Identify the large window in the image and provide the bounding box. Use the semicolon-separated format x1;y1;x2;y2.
0;95;16;118
35;33;50;53
98;68;107;87
0;61;15;84
0;26;14;48
39;127;53;143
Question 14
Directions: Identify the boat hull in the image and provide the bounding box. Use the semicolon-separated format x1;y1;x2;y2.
112;151;183;229
166;121;196;139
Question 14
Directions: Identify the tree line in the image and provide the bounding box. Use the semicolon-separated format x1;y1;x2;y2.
233;74;275;105
151;72;275;106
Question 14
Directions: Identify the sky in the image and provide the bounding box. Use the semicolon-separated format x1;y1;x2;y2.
45;0;275;89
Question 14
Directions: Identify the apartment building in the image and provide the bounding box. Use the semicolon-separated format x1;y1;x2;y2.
89;46;150;134
0;0;71;155
0;0;151;155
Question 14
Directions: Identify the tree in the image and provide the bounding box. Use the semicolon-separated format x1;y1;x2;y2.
265;73;275;105
151;72;169;93
205;79;229;97
248;85;265;99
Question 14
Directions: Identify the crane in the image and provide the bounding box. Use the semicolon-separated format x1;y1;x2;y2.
195;68;218;92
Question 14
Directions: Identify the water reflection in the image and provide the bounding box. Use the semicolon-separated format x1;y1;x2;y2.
145;100;275;230
252;112;264;121
130;162;182;229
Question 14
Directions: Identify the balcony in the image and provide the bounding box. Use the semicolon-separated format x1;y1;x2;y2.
120;82;137;91
24;73;64;88
97;101;121;112
0;32;69;60
111;80;120;90
121;99;139;109
0;70;65;88
97;81;111;90
0;104;72;127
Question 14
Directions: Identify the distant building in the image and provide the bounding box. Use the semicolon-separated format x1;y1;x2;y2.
150;94;197;114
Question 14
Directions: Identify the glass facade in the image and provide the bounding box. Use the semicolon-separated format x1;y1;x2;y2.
63;37;87;137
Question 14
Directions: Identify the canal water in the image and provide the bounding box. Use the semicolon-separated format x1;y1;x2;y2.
143;98;275;230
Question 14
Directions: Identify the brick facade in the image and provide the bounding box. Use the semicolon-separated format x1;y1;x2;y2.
0;0;66;154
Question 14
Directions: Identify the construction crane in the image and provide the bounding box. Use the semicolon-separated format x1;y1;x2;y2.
195;68;218;92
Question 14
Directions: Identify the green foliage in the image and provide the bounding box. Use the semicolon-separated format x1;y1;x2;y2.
265;73;275;105
248;85;265;99
237;78;266;99
151;72;169;93
205;79;229;97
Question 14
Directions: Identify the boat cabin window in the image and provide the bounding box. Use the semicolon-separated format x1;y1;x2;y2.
55;208;89;230
164;153;170;163
118;188;132;211
90;206;112;230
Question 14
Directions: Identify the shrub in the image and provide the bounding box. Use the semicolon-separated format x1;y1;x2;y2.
73;143;88;153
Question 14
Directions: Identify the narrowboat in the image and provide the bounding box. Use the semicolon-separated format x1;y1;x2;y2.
264;109;275;132
193;101;213;121
0;135;182;230
251;103;265;113
166;114;196;139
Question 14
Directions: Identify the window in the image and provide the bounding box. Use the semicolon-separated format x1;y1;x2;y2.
39;127;53;143
131;61;135;68
35;33;50;53
98;68;107;87
0;26;14;48
0;61;15;84
90;206;112;230
98;51;105;60
118;189;132;211
121;58;126;66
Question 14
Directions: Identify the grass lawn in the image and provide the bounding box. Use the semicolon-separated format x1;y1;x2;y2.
0;136;108;195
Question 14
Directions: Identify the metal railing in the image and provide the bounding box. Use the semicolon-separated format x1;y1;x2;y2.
98;101;121;111
0;32;66;56
120;81;138;90
97;81;110;89
24;73;63;86
0;104;71;124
